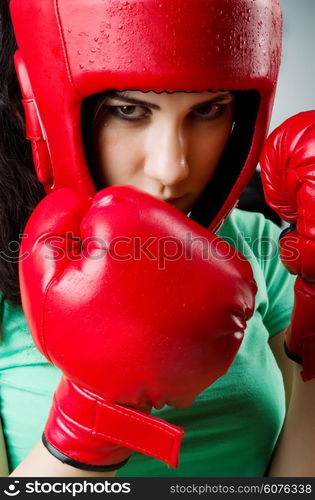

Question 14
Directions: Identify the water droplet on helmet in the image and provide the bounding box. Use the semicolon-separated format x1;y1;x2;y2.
79;63;85;69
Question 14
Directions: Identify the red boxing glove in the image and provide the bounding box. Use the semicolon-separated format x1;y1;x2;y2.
260;110;315;381
19;186;256;470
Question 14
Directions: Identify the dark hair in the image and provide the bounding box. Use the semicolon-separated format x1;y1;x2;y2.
0;1;45;306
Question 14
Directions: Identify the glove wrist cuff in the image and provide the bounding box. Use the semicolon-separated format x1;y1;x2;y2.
42;434;130;472
286;278;315;381
44;377;184;468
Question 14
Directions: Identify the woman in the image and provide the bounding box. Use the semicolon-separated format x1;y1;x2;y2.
1;0;314;477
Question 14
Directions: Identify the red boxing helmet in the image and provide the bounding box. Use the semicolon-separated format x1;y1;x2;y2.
10;0;282;231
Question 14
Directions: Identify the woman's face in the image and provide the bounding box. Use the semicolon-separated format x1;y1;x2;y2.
93;90;234;214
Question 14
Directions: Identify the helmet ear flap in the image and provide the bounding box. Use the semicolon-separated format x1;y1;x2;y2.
14;50;54;189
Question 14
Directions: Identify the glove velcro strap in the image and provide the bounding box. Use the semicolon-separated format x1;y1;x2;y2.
44;377;184;469
285;278;315;381
284;341;302;365
286;335;315;382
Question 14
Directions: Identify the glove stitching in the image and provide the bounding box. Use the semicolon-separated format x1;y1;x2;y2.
54;0;83;98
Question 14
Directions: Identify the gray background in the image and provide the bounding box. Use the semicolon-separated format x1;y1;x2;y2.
270;0;315;132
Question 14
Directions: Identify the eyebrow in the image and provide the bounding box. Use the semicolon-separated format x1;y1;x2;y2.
190;92;234;111
107;91;234;111
108;92;160;109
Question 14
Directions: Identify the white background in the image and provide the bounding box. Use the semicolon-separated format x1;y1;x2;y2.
270;0;315;132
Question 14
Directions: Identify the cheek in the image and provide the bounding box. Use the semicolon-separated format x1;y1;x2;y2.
190;122;233;183
97;126;144;185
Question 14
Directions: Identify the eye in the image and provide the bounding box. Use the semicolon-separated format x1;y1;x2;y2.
191;102;227;121
110;105;150;121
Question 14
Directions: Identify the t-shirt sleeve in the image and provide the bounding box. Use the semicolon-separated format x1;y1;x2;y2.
255;217;296;338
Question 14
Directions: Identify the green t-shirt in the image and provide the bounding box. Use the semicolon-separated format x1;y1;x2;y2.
0;209;295;476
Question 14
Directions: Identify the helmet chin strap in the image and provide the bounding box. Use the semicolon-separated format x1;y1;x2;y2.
14;50;53;189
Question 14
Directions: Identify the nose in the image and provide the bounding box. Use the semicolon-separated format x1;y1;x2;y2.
143;124;189;186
